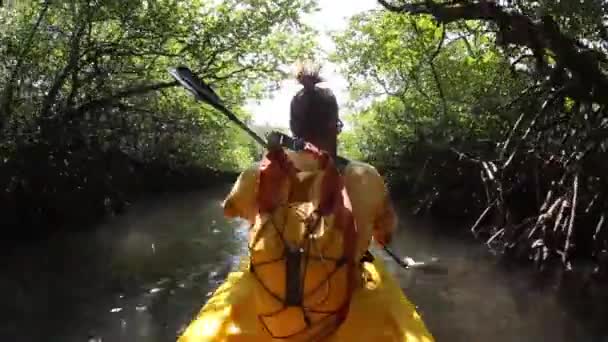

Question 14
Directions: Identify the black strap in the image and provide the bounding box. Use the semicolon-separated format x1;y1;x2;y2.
267;131;351;172
267;131;305;152
360;250;375;263
284;244;303;306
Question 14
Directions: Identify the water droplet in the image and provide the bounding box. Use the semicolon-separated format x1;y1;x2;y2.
110;307;123;313
205;291;213;297
149;287;162;294
135;305;147;312
157;278;171;285
212;228;220;234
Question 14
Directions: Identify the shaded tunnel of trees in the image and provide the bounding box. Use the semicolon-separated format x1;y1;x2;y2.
0;0;316;238
2;0;608;317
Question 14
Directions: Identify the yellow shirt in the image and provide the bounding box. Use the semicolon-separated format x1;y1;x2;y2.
222;150;398;260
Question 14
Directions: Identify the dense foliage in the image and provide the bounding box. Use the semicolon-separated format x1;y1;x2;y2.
334;0;608;284
334;11;526;215
0;0;317;235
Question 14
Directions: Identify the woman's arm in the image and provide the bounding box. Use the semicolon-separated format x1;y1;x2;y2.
373;190;398;246
222;165;260;224
372;176;398;246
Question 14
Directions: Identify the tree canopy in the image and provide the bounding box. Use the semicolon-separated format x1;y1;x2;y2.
0;0;317;232
334;0;608;275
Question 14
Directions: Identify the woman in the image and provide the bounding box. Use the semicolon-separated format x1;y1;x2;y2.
224;64;397;260
178;65;434;342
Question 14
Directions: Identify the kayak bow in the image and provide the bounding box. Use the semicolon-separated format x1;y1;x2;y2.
178;255;435;341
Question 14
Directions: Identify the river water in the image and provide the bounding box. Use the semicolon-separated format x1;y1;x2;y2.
1;186;603;342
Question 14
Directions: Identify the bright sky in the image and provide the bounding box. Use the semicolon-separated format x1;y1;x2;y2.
245;0;380;128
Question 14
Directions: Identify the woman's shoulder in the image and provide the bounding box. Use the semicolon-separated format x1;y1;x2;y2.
343;159;382;179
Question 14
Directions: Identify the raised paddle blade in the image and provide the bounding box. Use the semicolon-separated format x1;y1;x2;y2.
168;66;223;107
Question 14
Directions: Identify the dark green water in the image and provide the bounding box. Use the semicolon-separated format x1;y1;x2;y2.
0;186;603;341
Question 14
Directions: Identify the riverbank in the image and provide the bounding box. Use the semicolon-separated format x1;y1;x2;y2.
387;157;608;340
0;149;239;243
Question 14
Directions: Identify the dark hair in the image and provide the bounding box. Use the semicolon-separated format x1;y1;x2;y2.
289;64;341;150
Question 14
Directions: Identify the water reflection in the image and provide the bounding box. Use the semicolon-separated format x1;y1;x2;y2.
2;187;243;342
1;187;604;341
378;215;599;342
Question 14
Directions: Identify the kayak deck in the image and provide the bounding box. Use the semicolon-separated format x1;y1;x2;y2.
178;256;434;341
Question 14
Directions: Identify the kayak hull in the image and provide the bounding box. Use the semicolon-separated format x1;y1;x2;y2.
178;257;434;342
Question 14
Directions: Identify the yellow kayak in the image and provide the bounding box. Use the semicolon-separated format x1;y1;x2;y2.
178;256;435;342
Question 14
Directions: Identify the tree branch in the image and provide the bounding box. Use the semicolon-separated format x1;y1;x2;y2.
0;0;51;124
40;3;91;119
378;0;608;105
73;81;179;115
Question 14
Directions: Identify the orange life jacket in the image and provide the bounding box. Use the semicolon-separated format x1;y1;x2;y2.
247;142;359;341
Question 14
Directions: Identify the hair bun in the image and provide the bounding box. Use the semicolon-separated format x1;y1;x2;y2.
295;61;323;91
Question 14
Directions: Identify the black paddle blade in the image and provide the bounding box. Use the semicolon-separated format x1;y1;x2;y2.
168;66;223;107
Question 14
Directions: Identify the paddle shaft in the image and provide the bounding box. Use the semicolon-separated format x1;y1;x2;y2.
209;101;268;148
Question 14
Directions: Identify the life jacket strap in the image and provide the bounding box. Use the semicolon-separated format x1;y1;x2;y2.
284;243;304;307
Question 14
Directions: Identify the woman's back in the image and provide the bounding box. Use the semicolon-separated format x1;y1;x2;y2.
223;149;397;261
